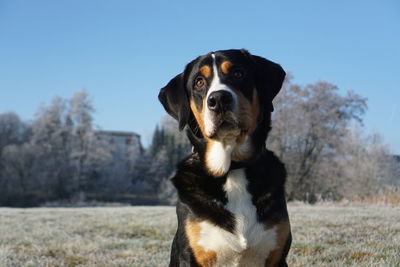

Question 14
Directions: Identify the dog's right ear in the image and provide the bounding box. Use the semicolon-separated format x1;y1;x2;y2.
158;73;190;131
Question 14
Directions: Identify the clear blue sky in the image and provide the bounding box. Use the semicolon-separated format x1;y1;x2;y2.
0;0;399;152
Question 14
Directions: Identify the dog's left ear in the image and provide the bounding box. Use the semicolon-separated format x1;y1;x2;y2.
252;55;286;112
158;73;190;131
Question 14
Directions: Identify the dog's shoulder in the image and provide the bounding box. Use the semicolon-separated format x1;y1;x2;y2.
171;153;220;193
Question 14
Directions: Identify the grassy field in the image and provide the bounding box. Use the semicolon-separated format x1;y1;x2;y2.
0;204;399;267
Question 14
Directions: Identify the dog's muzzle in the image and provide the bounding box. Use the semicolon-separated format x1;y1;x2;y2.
206;90;240;139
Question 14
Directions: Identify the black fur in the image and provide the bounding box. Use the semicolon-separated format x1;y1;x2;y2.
159;49;291;267
159;73;191;130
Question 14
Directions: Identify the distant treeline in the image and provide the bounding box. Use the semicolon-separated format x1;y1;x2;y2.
0;77;399;206
0;91;192;207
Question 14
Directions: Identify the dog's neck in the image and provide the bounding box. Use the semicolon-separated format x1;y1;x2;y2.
187;118;270;177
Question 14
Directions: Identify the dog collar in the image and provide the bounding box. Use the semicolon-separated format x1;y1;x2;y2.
229;150;263;170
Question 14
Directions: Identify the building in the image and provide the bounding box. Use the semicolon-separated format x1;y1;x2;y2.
96;130;143;160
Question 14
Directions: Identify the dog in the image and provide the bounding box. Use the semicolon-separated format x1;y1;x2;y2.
158;49;291;267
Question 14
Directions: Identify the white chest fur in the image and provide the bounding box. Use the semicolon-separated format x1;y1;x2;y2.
197;169;277;266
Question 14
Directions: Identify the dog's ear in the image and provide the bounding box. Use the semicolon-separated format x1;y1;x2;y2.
252;55;286;112
158;73;190;131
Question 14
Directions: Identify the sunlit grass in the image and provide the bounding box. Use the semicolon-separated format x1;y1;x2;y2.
0;204;399;266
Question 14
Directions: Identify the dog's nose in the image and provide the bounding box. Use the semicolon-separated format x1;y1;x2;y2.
207;90;233;112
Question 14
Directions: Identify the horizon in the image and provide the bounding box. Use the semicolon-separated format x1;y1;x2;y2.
1;1;399;152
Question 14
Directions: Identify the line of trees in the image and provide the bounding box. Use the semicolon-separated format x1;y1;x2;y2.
267;76;399;202
0;92;150;206
1;78;399;206
0;92;111;206
0;91;191;207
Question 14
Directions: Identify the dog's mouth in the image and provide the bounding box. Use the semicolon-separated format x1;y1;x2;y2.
207;113;244;140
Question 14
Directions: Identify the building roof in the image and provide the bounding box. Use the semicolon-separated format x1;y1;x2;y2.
96;130;140;138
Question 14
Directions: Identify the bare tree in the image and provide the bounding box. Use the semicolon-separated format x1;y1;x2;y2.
68;91;111;193
0;112;28;197
1;143;36;199
268;77;368;201
30;96;73;198
0;112;27;150
24;92;111;201
339;126;396;198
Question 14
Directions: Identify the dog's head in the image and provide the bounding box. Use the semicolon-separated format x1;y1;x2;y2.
159;49;285;176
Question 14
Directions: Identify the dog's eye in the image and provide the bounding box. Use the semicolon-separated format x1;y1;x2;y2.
194;77;206;88
233;69;244;79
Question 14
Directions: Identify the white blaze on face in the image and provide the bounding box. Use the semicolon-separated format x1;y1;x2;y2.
204;54;251;177
204;54;238;137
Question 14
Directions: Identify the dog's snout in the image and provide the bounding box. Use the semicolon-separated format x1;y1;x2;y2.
207;90;233;112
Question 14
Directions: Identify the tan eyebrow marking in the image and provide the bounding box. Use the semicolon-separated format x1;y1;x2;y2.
199;65;211;78
221;61;233;74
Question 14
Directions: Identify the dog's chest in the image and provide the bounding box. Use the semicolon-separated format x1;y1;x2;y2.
197;169;277;266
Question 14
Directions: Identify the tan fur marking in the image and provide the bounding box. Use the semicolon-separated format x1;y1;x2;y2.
231;144;252;162
234;88;258;135
235;132;246;145
185;221;217;267
190;99;207;137
231;153;250;162
229;88;260;162
221;61;233;74
264;221;291;266
200;65;211;78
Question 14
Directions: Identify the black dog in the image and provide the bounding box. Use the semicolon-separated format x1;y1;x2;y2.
159;49;291;267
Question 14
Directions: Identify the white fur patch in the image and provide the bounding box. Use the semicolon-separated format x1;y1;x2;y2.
205;141;234;176
225;169;278;265
205;135;252;176
197;169;278;266
204;54;238;137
